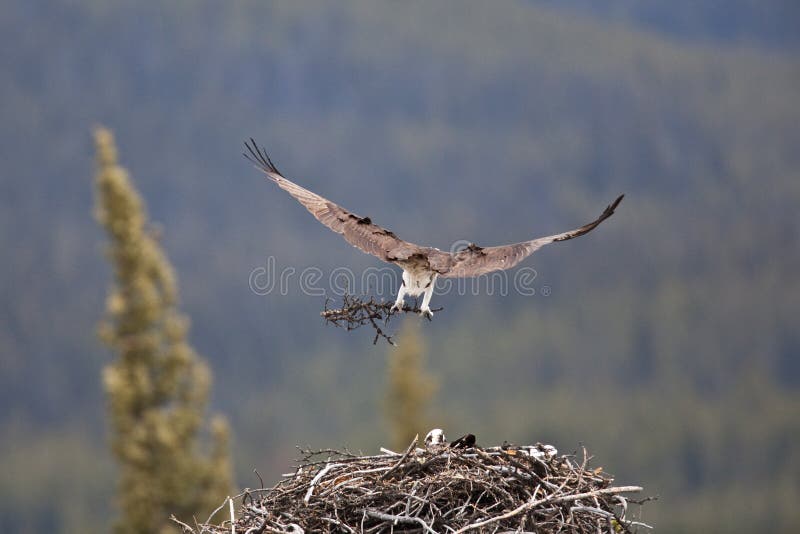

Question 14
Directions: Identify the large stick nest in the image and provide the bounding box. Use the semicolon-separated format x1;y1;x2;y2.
180;437;650;533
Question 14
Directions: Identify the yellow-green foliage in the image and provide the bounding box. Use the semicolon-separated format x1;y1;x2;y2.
93;127;232;534
385;320;437;450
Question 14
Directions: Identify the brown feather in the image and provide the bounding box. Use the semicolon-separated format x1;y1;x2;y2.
244;139;425;263
245;140;622;278
437;194;624;278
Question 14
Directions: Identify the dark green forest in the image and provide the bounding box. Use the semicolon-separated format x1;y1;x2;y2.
1;1;798;532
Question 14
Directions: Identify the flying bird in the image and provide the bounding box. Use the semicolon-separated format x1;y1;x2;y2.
244;139;623;318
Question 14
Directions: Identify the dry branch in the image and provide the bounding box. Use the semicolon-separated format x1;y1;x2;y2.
181;438;650;533
321;294;443;345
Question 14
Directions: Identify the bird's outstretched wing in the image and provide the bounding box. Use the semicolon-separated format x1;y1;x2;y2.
432;195;624;278
244;139;424;262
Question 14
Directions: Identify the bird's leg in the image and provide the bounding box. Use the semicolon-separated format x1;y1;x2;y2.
419;281;435;319
390;284;407;313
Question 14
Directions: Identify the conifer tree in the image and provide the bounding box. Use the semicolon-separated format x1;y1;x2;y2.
385;319;438;450
93;127;232;534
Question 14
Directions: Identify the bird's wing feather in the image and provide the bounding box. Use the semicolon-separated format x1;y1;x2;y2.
244;140;422;262
437;195;624;278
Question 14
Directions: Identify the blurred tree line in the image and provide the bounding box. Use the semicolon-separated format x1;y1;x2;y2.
94;127;231;532
0;1;798;533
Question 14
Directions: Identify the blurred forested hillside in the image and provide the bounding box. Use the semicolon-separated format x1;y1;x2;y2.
542;0;800;49
1;1;798;532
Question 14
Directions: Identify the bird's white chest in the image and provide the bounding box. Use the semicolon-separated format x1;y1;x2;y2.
402;268;437;296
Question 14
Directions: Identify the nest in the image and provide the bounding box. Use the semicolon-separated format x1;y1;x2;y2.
180;436;650;534
321;294;442;345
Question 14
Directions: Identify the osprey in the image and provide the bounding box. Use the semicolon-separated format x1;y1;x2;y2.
424;428;447;448
245;140;623;318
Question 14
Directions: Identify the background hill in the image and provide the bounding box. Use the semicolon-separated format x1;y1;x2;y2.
1;1;798;532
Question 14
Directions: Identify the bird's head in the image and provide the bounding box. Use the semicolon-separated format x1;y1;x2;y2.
424;428;447;447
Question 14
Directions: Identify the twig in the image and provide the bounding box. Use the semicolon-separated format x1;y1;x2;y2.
206;497;231;525
381;434;418;480
170;514;195;533
551;486;643;504
364;510;437;534
303;462;343;504
454;486;643;533
321;294;442;345
253;469;265;489
243;519;268;534
228;496;235;534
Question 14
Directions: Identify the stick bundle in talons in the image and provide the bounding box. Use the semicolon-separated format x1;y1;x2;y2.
321;294;443;345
